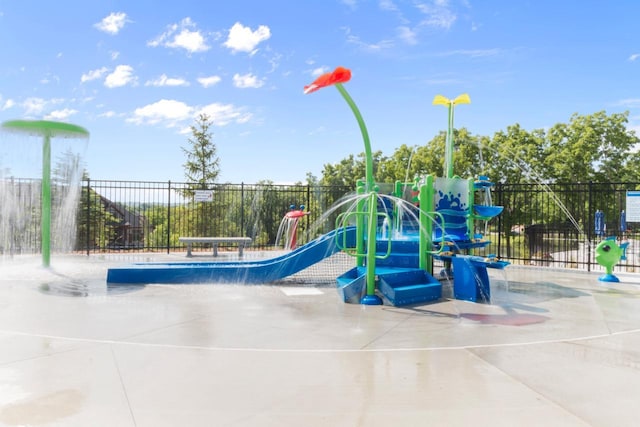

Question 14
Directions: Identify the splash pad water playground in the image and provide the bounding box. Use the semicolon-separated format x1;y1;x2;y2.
6;72;640;426
107;67;509;306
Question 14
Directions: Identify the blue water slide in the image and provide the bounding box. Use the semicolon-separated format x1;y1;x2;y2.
106;227;356;285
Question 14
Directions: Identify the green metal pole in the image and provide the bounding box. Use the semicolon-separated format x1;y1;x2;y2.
467;178;475;253
356;180;365;267
419;176;434;273
334;83;374;191
446;103;454;179
365;191;378;300
333;82;381;304
42;133;51;267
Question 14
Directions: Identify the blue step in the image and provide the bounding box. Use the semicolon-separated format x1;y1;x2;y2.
375;239;419;254
336;266;442;306
376;252;419;268
378;269;442;306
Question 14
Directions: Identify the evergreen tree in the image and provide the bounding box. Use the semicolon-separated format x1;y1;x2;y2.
182;114;220;189
181;114;221;237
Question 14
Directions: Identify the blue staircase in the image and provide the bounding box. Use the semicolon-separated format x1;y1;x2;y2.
337;238;442;306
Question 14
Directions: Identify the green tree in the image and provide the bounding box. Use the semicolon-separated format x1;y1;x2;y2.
416;132;446;177
182;114;220;190
481;125;549;257
449;128;484;179
545;111;640;183
376;144;418;183
483;124;548;185
319;151;385;187
181;114;221;237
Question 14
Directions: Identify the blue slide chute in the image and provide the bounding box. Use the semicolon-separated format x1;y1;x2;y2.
107;227;356;285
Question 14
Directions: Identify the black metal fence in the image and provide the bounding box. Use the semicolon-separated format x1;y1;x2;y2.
3;178;640;272
491;181;639;271
80;179;352;253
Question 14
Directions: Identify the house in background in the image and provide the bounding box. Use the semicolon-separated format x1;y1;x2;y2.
98;195;147;249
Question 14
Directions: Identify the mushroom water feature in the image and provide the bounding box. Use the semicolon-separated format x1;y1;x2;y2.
1;120;89;267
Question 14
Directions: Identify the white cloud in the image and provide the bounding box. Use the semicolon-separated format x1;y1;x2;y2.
223;22;271;55
629;53;640;62
169;29;208;53
416;0;457;29
197;103;252;126
145;74;190;87
380;0;399;12
343;26;394;52
266;52;282;73
397;26;418;45
94;12;129;35
232;73;265;89
15;97;64;117
129;99;251;128
81;67;109;83
2;99;15;110
148;18;209;54
348;35;394;51
45;108;78;121
40;74;60;85
198;75;222;88
618;98;640;108
104;65;137;88
22;97;47;115
129;99;193;126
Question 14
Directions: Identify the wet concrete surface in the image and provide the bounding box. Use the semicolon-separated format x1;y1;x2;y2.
1;253;640;426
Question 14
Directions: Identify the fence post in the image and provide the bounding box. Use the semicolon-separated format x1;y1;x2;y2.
305;184;311;243
167;180;171;254
241;182;245;237
587;181;593;272
86;178;91;256
496;181;503;259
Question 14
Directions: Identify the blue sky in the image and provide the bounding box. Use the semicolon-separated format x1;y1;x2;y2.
0;0;638;184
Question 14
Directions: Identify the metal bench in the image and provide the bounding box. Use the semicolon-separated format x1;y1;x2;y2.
178;237;252;257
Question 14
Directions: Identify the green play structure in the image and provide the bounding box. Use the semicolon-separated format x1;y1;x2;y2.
305;67;509;306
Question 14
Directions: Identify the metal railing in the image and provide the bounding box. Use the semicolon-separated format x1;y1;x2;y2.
80;179;352;253
3;178;640;272
488;181;639;271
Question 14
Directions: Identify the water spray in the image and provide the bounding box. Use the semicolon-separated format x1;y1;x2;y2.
1;120;89;267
